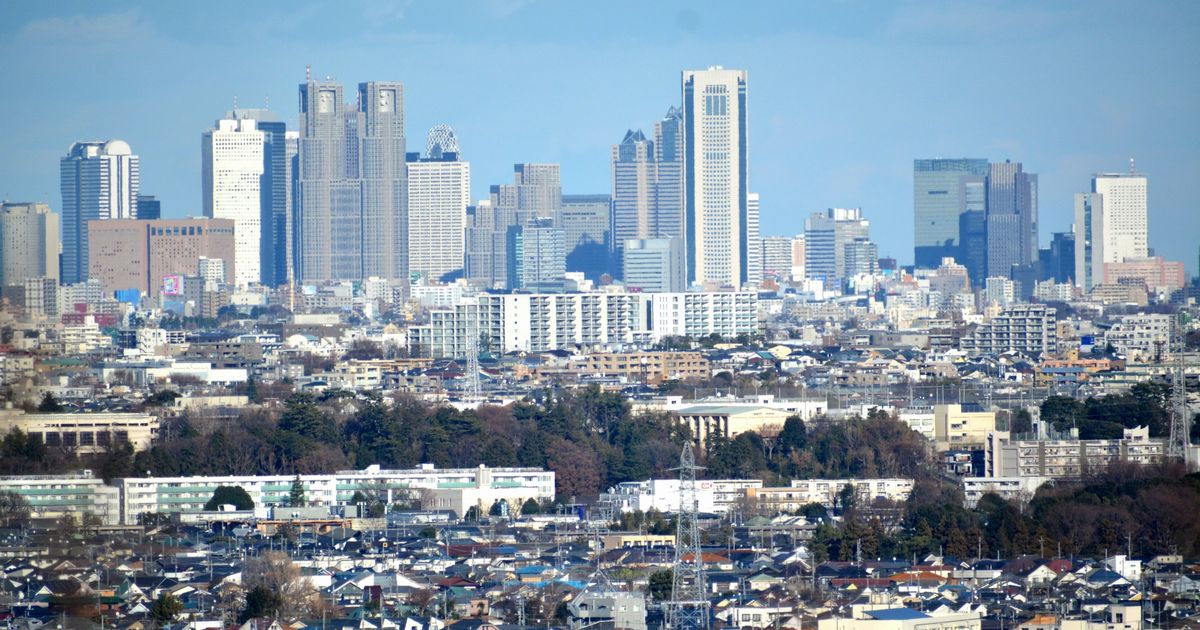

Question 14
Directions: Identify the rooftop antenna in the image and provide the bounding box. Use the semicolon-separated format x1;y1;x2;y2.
1129;158;1136;175
305;65;311;81
232;95;238;111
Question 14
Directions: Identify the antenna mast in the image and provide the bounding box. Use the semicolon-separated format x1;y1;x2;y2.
667;444;709;630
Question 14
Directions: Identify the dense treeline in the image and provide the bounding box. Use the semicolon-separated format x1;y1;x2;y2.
1039;382;1172;439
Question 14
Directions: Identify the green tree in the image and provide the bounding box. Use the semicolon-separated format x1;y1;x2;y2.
204;485;254;511
288;475;306;507
0;491;31;527
37;392;64;413
241;585;283;621
489;499;507;517
647;569;673;602
521;498;542;516
150;593;183;627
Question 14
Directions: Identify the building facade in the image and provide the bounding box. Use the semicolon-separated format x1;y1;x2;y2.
913;158;987;270
623;238;685;293
683;67;749;288
88;218;236;295
406;125;469;282
0;202;60;287
961;304;1058;356
60;140;140;284
202;115;267;286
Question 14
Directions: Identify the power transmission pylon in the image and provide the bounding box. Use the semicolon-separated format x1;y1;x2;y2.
1167;313;1192;466
667;444;709;630
465;301;481;399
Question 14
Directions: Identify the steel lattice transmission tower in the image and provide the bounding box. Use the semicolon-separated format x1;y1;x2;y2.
667;444;709;630
1167;313;1192;465
464;301;481;399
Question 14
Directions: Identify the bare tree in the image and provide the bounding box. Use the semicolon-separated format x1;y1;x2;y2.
242;551;321;620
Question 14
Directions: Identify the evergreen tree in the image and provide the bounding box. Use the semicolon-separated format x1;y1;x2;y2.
288;475;306;507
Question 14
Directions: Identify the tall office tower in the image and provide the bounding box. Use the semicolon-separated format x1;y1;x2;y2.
1092;170;1148;264
790;235;806;280
843;237;880;278
1073;192;1105;291
283;131;299;283
912;158;987;269
507;217;565;292
202;115;266;287
611;129;657;270
804;207;870;288
136;195;161;220
985;161;1038;279
407;125;469;282
654;107;685;242
0;202;60;286
296;78;406;284
761;236;792;280
1041;232;1076;284
682;67;749;288
465;184;520;288
958;206;987;287
60;140;140;284
358;81;407;283
514;163;561;222
746;192;762;285
233;110;293;288
624;238;685;292
560;194;611;281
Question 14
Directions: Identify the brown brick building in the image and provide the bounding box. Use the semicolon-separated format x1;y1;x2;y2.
88;218;236;295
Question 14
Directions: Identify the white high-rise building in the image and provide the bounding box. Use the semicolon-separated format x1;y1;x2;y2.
682;67;749;288
746;192;762;286
1092;171;1148;264
60;140;139;284
407;125;470;282
202;118;265;286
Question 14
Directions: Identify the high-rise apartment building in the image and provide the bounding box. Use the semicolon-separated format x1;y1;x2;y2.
406;125;469;282
202;116;265;287
560;194;611;281
1092;171;1148;264
60;140;140;284
760;236;792;280
623;238;685;293
88;218;235;295
296;78;406;284
746;192;762;286
682;67;749;288
912;158;987;270
0;203;60;287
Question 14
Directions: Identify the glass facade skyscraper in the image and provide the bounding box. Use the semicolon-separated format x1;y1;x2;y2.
59;140;139;284
912;158;987;270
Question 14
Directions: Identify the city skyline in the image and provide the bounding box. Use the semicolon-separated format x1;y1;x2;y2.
0;1;1197;273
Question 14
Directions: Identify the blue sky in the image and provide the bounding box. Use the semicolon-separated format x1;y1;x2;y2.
1;1;1197;272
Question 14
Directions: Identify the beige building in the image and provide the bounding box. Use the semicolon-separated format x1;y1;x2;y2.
570;351;710;385
0;410;159;454
985;426;1167;480
0;202;60;287
88;218;236;294
933;404;997;451
673;405;792;447
748;478;914;513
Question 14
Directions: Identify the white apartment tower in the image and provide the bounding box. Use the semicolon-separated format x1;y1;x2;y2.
406;125;470;282
202;117;265;286
682;67;749;288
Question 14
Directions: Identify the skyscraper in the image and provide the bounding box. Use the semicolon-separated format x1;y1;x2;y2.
1073;192;1105;291
912;158;987;269
682;67;749;288
985;161;1038;279
653;107;685;243
507;217;565;292
296;78;406;284
746;192;762;285
1092;170;1148;264
560;194;611;281
136;195;161;220
256;115;291;288
0;202;60;286
623;238;685;293
611;129;656;269
805;207;870;289
407;125;469;282
60;140;139;284
202;115;266;287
